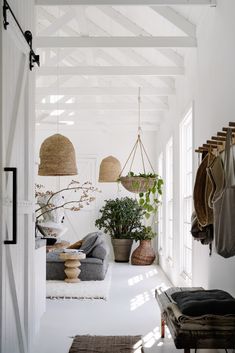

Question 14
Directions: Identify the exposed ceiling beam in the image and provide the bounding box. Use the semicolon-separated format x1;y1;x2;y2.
36;102;168;110
36;0;216;6
39;9;74;36
36;110;164;120
36;86;175;96
36;36;197;48
38;66;184;76
97;6;184;66
150;6;196;37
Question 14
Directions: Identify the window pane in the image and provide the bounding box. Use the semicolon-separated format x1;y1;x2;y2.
180;110;193;279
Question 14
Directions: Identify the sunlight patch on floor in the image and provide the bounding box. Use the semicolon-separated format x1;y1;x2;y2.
133;339;144;353
130;291;150;311
145;268;158;278
142;326;161;348
128;274;144;286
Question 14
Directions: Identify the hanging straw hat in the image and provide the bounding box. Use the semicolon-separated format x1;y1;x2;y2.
193;152;215;227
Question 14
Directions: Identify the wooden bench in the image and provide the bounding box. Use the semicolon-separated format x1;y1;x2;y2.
156;287;235;353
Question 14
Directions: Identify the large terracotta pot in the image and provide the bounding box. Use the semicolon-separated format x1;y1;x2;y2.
111;238;133;262
131;240;156;265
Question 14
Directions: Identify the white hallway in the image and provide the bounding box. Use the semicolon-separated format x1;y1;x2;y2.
33;263;228;353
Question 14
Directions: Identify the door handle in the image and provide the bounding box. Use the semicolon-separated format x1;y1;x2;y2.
4;167;17;245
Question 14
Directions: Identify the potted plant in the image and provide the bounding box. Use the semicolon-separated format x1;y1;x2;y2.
131;226;157;265
131;174;164;265
95;197;144;262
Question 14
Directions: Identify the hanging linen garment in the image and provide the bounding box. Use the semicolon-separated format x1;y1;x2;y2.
213;128;235;258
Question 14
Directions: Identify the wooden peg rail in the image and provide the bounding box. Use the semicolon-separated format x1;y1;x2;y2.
195;121;235;153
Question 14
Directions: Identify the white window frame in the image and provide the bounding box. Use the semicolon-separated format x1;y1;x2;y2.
180;107;193;281
166;137;173;263
157;152;163;255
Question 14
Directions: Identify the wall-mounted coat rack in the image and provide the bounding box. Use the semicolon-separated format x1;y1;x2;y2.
195;121;235;153
3;0;40;70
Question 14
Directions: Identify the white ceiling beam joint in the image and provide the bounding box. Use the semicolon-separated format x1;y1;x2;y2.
38;66;184;76
36;36;197;48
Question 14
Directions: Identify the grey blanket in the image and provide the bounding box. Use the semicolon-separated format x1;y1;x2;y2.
171;289;235;316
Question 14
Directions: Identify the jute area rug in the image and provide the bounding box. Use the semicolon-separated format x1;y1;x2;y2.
69;335;143;353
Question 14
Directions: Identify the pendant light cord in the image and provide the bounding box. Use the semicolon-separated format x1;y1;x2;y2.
119;86;156;177
138;87;142;135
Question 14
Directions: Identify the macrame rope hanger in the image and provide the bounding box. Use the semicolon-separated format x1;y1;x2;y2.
119;87;155;176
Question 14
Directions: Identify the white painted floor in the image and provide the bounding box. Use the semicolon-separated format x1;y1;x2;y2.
33;263;226;353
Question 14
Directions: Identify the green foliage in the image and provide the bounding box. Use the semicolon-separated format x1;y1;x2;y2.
138;174;164;220
132;225;156;241
95;197;144;239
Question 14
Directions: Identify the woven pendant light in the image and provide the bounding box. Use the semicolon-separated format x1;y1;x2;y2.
98;155;121;182
38;133;78;176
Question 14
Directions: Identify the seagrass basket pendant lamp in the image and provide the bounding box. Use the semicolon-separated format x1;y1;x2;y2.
38;48;78;176
38;133;78;176
98;155;121;182
119;87;156;193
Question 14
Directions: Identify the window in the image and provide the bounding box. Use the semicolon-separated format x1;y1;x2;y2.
180;108;193;280
158;152;163;254
166;137;173;261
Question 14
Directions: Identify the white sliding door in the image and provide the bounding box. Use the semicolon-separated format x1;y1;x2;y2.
0;1;36;352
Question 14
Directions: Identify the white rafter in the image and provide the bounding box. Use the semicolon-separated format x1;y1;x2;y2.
38;66;184;76
97;6;184;67
150;6;196;37
36;36;197;48
36;86;175;96
39;8;75;36
36;0;216;6
36;101;168;110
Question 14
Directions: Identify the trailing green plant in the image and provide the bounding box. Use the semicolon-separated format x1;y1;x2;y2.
123;171;164;220
139;174;163;219
132;225;156;241
95;197;144;239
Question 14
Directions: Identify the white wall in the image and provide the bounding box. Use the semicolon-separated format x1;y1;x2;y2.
156;0;235;294
35;126;157;256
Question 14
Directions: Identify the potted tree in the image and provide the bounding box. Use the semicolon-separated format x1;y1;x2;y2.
95;197;144;262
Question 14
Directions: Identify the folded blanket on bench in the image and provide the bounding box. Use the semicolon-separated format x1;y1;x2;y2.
166;302;235;331
171;289;235;316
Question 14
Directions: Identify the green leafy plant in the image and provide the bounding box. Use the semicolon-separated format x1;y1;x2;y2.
95;197;144;239
132;225;156;241
138;175;163;219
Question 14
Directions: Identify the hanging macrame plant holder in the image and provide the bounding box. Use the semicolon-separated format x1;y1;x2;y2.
119;88;156;194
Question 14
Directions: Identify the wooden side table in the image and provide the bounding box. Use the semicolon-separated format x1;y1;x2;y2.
59;252;86;283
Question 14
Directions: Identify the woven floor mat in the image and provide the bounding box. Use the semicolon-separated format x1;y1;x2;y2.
69;335;143;353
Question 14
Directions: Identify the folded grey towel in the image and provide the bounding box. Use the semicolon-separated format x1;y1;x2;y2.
171;289;235;316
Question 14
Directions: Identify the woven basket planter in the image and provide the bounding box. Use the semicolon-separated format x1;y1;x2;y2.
119;176;156;194
131;240;156;265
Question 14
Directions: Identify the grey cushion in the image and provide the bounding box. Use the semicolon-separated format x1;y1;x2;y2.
89;243;109;260
80;231;103;255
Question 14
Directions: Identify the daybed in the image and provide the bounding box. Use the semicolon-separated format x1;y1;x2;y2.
46;232;109;281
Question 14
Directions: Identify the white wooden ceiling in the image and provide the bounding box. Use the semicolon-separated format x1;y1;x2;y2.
35;0;216;131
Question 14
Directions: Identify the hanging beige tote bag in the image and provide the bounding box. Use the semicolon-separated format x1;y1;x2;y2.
213;128;235;258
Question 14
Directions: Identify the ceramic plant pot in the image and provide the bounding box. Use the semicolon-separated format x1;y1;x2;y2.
111;238;133;262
